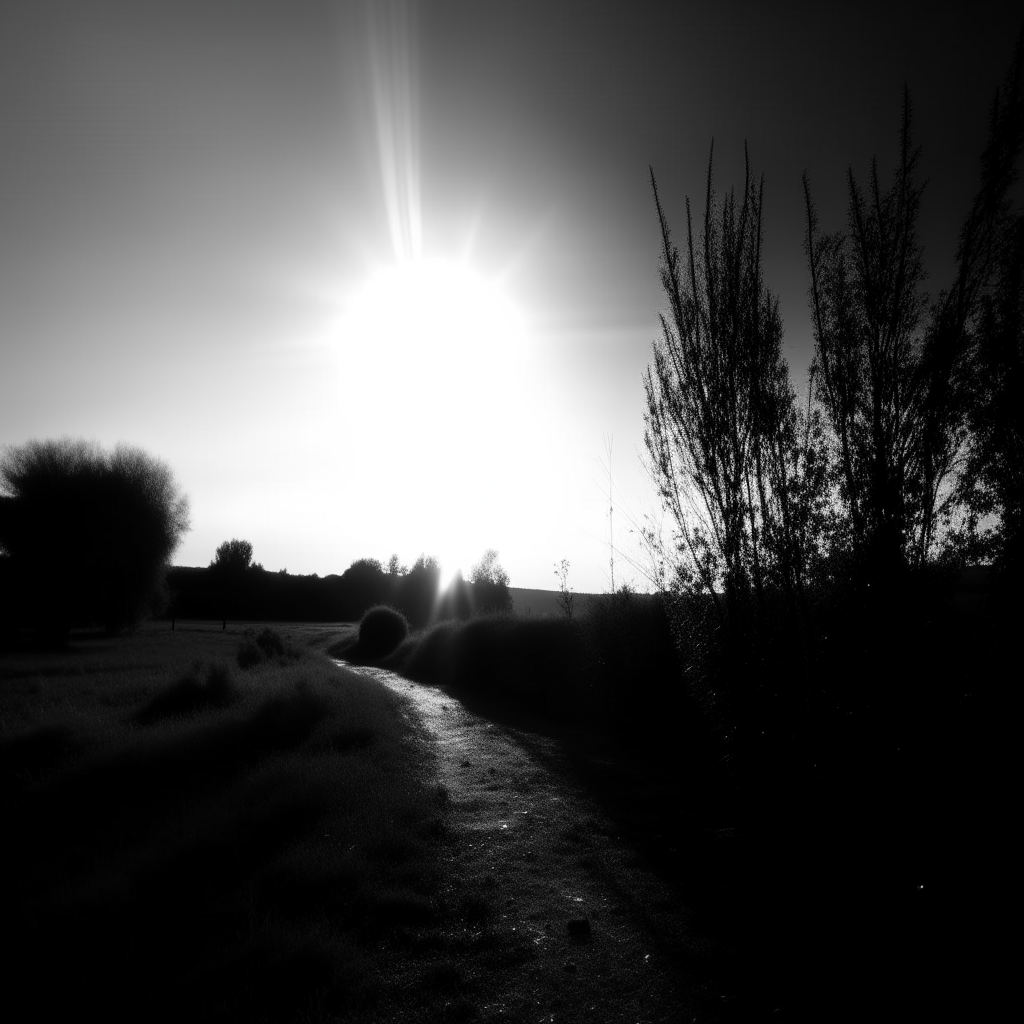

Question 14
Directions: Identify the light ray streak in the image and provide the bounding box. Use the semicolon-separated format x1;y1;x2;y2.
368;0;422;264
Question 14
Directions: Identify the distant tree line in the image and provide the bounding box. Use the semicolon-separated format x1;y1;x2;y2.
166;547;512;628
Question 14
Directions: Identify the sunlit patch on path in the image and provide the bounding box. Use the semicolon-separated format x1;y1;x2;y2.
335;660;726;1022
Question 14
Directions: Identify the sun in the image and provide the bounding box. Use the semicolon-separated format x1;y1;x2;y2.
336;256;533;575
340;256;527;414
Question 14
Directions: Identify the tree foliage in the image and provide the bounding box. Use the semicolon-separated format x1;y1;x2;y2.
211;538;254;574
645;146;822;625
958;34;1024;570
469;548;509;588
804;39;1024;579
554;559;575;621
0;438;190;635
397;554;441;626
469;548;512;613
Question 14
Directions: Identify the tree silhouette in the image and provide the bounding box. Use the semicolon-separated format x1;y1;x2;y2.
209;539;254;628
211;539;253;573
469;548;512;613
645;146;817;625
0;438;190;638
397;554;441;626
964;213;1024;569
958;32;1024;571
554;559;574;621
804;41;1024;581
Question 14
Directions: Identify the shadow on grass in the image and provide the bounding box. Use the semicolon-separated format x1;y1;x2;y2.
1;654;456;1022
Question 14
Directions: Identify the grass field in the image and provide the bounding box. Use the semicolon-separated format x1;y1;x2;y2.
0;620;525;1022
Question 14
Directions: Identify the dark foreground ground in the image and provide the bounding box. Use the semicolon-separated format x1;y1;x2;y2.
335;569;1016;1022
0;620;727;1023
1;575;1014;1021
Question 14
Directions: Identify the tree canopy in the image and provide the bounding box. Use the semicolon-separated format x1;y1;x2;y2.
211;539;254;573
0;438;190;636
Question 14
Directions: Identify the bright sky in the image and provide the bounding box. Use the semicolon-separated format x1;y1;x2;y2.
1;2;1019;591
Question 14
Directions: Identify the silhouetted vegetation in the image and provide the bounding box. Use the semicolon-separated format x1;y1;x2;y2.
211;537;254;573
0;438;190;641
435;569;475;621
209;537;255;627
468;548;513;614
635;32;1024;1020
646;147;823;635
236;625;298;668
957;41;1024;572
164;549;517;630
358;604;409;657
383;592;706;758
394;554;441;625
803;79;1024;583
553;559;575;620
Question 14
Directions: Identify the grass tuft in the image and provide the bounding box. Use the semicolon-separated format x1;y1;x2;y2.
237;626;300;669
136;660;237;723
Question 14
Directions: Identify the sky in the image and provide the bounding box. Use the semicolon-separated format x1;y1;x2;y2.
1;1;1020;593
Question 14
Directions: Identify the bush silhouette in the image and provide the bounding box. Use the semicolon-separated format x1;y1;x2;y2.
0;438;190;637
359;604;409;657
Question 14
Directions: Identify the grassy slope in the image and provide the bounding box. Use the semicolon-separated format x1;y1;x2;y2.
0;622;495;1022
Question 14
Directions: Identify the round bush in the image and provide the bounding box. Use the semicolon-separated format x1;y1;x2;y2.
359;604;410;657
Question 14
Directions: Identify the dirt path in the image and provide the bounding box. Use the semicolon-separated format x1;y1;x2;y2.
337;661;730;1024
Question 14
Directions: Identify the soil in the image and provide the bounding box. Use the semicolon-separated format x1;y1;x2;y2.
337;661;737;1024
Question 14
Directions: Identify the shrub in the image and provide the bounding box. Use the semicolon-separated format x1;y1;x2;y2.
0;438;190;636
237;626;294;668
359;604;410;657
398;619;459;684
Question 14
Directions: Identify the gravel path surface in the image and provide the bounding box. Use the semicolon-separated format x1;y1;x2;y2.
337;661;729;1024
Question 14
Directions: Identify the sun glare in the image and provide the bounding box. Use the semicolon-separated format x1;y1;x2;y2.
334;4;544;581
335;255;536;576
340;257;528;412
436;560;463;593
